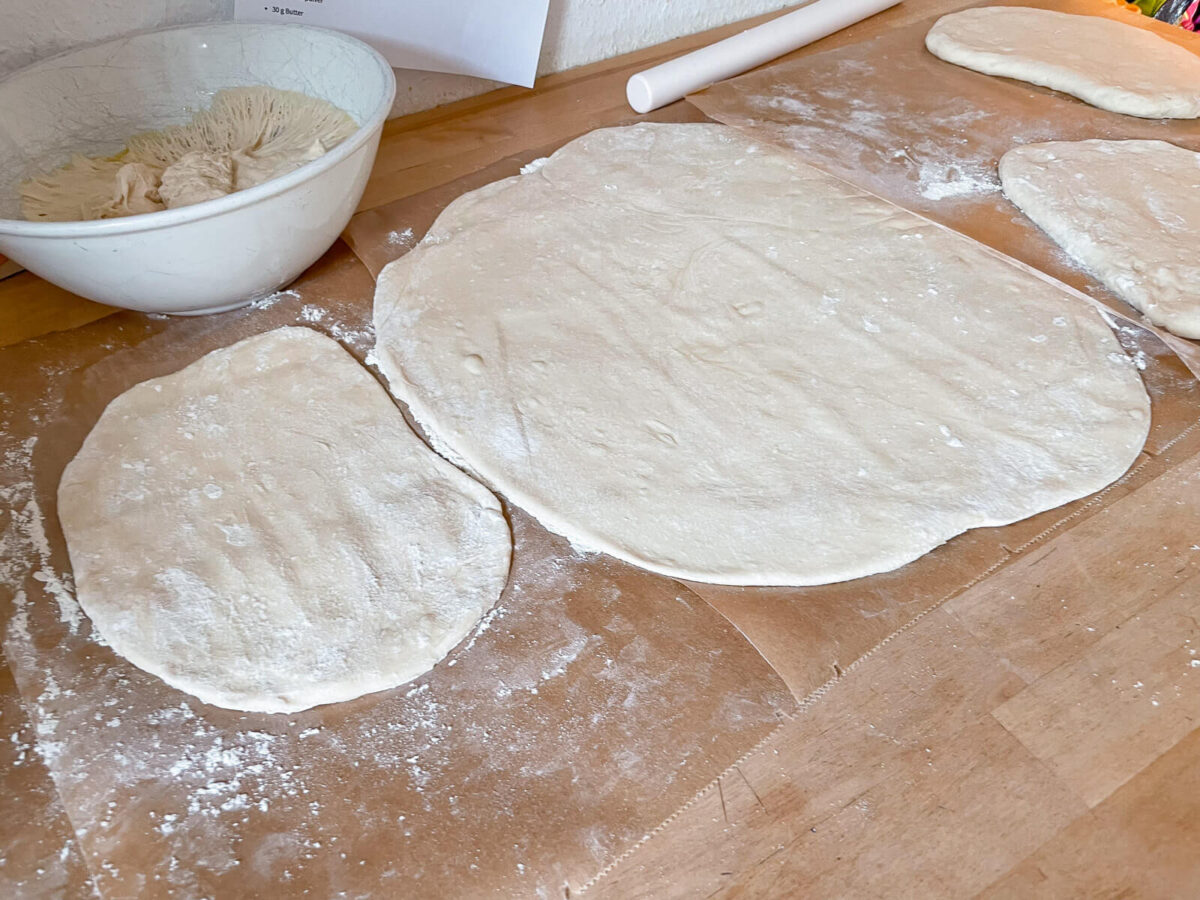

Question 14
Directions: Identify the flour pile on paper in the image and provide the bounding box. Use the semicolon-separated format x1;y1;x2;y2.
1000;139;1200;339
58;327;511;713
925;7;1200;119
373;123;1150;587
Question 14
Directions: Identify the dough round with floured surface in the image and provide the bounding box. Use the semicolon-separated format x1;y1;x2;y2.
925;7;1200;119
59;327;511;713
1000;139;1200;339
373;123;1149;586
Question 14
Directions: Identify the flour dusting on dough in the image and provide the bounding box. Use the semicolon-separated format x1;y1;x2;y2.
372;123;1150;587
1000;140;1200;339
57;327;512;713
0;271;794;896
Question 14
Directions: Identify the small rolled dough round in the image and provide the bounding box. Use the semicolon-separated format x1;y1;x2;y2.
925;7;1200;119
372;123;1150;587
59;327;511;713
1000;139;1200;340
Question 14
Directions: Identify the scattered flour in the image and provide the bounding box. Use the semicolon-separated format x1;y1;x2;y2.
0;272;792;897
387;227;415;247
1;440;84;634
249;288;300;310
916;159;999;201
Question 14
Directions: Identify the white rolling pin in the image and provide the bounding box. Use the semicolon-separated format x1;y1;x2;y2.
626;0;902;114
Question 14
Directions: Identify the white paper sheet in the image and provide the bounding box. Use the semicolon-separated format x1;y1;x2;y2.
233;0;550;87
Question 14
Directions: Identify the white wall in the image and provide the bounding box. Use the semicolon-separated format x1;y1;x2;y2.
0;0;232;79
0;0;794;117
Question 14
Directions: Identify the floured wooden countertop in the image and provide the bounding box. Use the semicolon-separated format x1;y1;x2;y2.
4;0;1200;896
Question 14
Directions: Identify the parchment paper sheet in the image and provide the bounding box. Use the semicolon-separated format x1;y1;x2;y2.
340;93;1200;706
0;247;794;898
339;123;1200;892
6;8;1200;891
673;0;1200;703
0;662;96;897
690;0;1200;376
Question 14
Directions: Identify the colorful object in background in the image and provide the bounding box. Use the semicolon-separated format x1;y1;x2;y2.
1183;0;1200;29
1129;0;1200;29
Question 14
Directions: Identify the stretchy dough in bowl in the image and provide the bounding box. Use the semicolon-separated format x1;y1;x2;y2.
373;123;1150;587
1000;139;1200;339
58;327;512;713
20;86;356;222
0;23;396;314
925;7;1200;119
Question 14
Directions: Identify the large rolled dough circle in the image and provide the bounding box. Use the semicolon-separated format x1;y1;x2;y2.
59;327;511;713
925;7;1200;119
1000;139;1200;339
373;124;1149;586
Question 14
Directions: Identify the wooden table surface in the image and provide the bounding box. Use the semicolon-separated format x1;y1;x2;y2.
4;1;1199;896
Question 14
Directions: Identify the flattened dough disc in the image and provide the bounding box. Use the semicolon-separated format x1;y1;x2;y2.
59;327;511;713
925;7;1200;119
1001;139;1200;339
373;123;1149;587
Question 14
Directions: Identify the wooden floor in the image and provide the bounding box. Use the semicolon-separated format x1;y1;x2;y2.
4;0;1199;896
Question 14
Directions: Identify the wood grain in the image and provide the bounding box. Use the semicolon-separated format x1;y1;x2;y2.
590;609;1084;898
3;1;1199;895
0;0;944;348
358;0;945;214
0;271;112;349
945;451;1200;686
979;727;1200;899
593;448;1200;898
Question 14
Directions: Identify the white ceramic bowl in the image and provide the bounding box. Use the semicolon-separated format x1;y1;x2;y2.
0;24;395;315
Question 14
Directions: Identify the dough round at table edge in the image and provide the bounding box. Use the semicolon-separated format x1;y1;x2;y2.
999;139;1200;340
925;7;1200;120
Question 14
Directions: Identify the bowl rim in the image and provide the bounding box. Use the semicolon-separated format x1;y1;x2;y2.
0;21;396;238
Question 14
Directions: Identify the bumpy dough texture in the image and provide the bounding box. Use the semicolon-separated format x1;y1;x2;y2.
925;7;1200;119
1001;139;1200;339
21;86;355;221
58;327;511;713
373;123;1150;587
